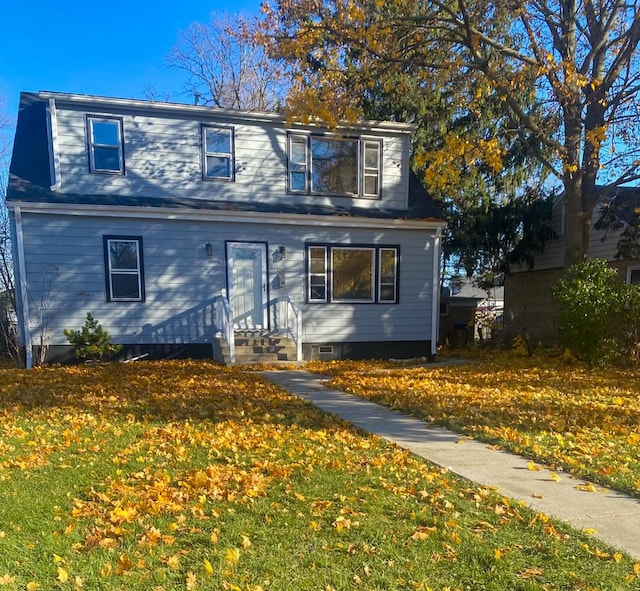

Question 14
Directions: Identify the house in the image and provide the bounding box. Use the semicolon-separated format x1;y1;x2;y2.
504;186;640;347
7;91;445;367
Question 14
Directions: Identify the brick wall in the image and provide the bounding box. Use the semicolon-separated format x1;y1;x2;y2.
503;268;564;348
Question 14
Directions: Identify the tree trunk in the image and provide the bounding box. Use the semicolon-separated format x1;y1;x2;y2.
563;174;590;268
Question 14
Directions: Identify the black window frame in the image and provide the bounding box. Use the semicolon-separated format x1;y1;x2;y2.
86;115;125;174
103;235;145;302
202;125;235;181
305;243;400;304
288;133;382;198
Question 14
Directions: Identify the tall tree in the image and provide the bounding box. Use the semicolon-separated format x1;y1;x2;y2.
0;95;21;365
167;13;290;110
261;0;640;267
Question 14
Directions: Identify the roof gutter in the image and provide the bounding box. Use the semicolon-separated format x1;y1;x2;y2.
7;200;447;231
35;91;416;134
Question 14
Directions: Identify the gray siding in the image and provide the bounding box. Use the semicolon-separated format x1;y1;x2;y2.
20;212;436;348
528;200;631;271
54;103;409;212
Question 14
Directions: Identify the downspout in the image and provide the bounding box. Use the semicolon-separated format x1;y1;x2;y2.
13;207;33;369
47;98;62;191
431;226;443;358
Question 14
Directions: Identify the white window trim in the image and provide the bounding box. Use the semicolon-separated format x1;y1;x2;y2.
105;236;144;302
362;140;381;197
626;265;640;285
202;126;234;180
87;116;124;174
308;246;328;302
288;133;382;198
378;247;399;303
288;135;308;192
306;244;399;303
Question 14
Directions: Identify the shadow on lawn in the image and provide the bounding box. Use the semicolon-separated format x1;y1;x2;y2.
0;360;343;430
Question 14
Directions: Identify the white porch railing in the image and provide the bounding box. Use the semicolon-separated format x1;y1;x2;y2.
213;295;235;363
271;295;303;362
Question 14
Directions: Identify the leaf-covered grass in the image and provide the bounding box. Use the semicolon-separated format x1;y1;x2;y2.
307;351;640;497
0;360;639;590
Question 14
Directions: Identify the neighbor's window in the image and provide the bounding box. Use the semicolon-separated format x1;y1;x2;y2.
104;236;145;302
306;244;399;303
87;116;124;173
203;126;234;180
627;266;640;285
289;134;381;197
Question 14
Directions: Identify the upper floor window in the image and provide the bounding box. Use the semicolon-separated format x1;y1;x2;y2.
104;236;145;302
87;116;124;174
288;134;381;197
202;126;234;180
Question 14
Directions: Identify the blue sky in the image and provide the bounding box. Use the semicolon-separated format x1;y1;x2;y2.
0;0;261;122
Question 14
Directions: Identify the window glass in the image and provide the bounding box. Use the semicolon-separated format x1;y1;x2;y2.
111;274;141;300
110;240;139;270
206;156;231;178
311;138;358;194
206;129;231;153
92;120;120;145
93;147;121;172
332;248;374;301
629;268;640;285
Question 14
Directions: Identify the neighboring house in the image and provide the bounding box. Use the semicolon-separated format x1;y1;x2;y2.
504;186;640;347
439;280;504;347
7;91;445;367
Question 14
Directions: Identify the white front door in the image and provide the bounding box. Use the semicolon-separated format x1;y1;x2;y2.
226;242;268;329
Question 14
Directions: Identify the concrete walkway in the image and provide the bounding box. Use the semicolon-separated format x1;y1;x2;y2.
263;370;640;560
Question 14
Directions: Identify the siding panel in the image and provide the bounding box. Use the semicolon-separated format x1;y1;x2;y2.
20;212;436;348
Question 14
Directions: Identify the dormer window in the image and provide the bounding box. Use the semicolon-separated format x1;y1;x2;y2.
87;116;124;174
202;126;234;180
288;134;381;198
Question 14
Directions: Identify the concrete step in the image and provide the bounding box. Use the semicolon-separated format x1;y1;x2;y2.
214;334;298;365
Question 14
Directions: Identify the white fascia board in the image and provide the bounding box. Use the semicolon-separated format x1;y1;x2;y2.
46;98;62;191
8;201;446;231
35;91;415;135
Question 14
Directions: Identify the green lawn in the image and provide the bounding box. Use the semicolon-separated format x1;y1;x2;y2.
306;352;640;498
0;360;638;590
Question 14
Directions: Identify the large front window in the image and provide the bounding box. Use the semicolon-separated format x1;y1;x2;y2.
289;134;381;197
306;244;399;303
104;236;144;302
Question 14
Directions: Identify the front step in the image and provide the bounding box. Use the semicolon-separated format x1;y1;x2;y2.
214;332;299;365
